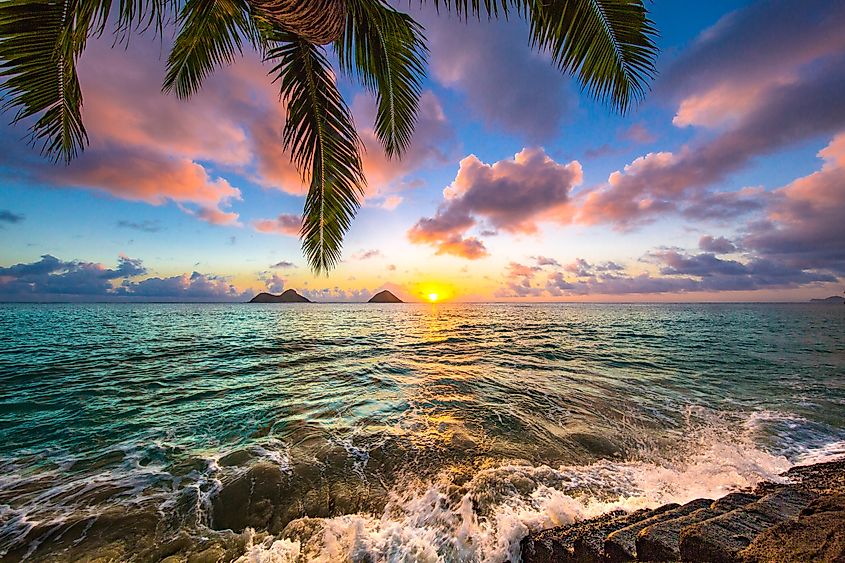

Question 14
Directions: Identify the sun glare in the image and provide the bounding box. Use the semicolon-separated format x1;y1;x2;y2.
428;292;439;302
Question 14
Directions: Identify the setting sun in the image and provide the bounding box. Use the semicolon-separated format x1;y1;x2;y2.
428;292;439;302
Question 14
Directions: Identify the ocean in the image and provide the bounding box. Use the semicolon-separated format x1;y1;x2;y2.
1;303;843;561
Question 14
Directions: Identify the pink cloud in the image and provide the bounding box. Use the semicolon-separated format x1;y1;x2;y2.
408;148;581;259
252;214;302;237
661;0;845;129
744;133;845;275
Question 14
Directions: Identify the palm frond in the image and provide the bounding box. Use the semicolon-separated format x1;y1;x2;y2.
529;0;658;113
163;0;256;99
337;0;427;158
0;0;93;163
268;38;366;274
421;0;658;113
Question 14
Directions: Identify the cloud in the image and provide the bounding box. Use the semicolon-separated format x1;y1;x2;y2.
118;272;249;300
261;273;286;293
533;256;560;267
0;31;307;223
117;220;162;233
417;8;574;142
0;254;250;301
300;287;373;302
0;210;24;224
576;3;845;229
743;133;845;276
252;214;302;237
0;254;146;297
379;195;403;210
408;148;581;258
660;0;845;128
622;123;657;144
192;206;242;227
353;249;382;260
269;261;296;269
699;235;736;254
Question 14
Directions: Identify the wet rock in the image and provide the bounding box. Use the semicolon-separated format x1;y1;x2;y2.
573;505;680;563
218;449;255;467
679;487;817;563
212;463;286;533
520;510;627;563
740;494;845;563
781;459;845;495
637;494;759;562
604;498;712;561
4;507;160;562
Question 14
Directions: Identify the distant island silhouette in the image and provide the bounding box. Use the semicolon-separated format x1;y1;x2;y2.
248;289;405;303
368;290;403;303
810;295;845;304
249;290;311;303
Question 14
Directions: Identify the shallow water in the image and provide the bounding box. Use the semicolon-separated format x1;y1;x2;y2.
0;303;843;561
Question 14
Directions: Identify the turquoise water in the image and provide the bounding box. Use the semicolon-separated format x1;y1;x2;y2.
1;303;843;561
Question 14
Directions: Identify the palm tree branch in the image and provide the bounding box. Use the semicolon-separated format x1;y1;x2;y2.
0;0;92;163
336;0;427;157
162;0;257;99
267;38;366;274
528;0;658;113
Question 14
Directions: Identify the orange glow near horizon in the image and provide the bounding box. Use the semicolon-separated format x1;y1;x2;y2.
416;281;455;303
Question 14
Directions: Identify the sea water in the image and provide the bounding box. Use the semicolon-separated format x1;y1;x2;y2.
0;303;843;561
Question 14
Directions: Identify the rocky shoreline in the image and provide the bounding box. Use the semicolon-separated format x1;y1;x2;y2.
520;458;845;563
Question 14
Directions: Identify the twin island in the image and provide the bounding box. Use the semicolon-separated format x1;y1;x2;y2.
248;289;403;303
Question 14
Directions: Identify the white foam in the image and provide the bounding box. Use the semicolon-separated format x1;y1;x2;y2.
235;428;803;563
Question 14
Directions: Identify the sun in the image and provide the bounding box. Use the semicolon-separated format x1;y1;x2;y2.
427;292;439;303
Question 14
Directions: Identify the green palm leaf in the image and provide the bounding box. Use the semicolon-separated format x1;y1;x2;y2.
268;37;366;274
0;0;91;163
337;0;427;158
163;0;257;99
529;0;658;113
422;0;658;113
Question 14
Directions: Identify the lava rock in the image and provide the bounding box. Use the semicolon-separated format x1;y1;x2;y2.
637;494;759;561
740;494;845;563
604;498;713;562
679;487;817;563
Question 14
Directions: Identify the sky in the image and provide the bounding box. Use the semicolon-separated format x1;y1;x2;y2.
1;0;844;302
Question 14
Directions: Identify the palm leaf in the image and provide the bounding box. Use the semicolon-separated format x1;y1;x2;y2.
528;0;658;113
336;0;427;157
0;0;93;163
163;0;257;99
421;0;658;113
267;38;366;274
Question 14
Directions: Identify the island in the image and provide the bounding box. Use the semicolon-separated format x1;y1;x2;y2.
248;289;311;303
367;290;403;303
810;295;845;304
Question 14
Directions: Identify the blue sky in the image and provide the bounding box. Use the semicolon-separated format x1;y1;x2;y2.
1;0;843;301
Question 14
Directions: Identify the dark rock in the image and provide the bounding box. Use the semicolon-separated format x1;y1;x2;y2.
249;289;310;303
604;498;712;562
367;290;403;303
520;511;627;563
637;494;759;561
781;459;845;495
679;487;817;563
211;463;286;532
572;505;679;563
740;494;845;563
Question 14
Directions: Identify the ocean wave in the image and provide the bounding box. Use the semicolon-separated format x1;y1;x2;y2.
235;412;842;563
